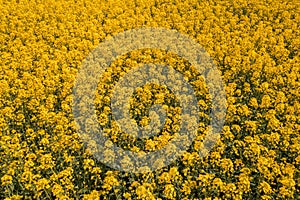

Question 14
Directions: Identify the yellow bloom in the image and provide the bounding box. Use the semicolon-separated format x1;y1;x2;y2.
102;171;119;191
35;178;50;191
259;181;272;194
163;184;176;199
135;183;155;200
1;174;13;185
83;190;101;200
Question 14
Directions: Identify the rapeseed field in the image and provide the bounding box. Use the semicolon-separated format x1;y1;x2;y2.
0;0;299;199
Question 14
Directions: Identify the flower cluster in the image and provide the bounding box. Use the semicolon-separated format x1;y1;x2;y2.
0;0;299;199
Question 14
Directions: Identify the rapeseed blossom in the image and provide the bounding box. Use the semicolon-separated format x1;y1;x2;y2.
0;0;299;199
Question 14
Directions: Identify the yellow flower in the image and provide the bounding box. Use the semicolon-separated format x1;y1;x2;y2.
260;95;272;108
4;195;23;200
83;190;101;200
135;183;155;200
163;184;176;199
1;174;13;185
259;181;272;194
220;158;233;173
123;192;131;199
102;171;119;192
35;178;50;191
83;158;95;170
38;153;54;170
238;173;251;192
52;183;64;197
180;180;196;195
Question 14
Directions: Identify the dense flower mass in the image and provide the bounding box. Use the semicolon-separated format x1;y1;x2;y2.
0;0;299;199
